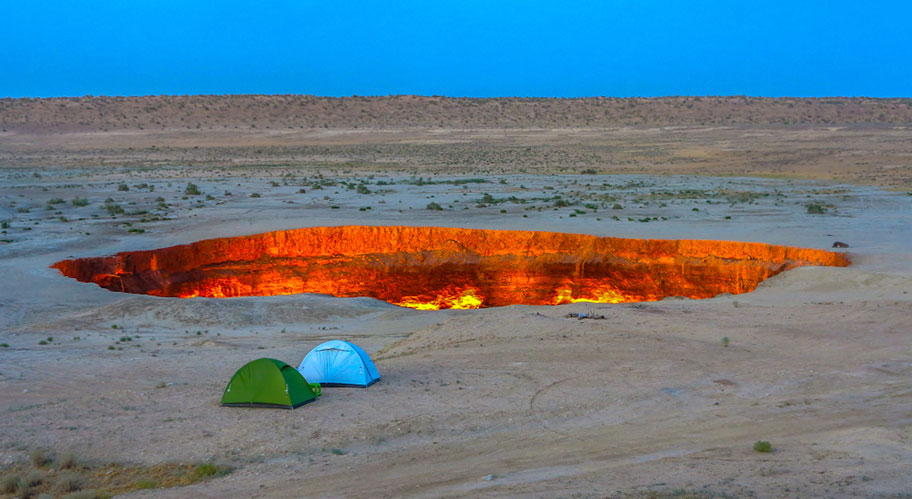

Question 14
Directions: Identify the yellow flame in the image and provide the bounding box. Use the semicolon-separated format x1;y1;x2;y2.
447;288;484;309
553;288;627;305
395;287;483;310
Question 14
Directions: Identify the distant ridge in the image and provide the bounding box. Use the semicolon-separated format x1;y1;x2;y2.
2;95;911;132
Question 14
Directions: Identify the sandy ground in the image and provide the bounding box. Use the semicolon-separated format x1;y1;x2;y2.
1;164;911;497
3;125;912;190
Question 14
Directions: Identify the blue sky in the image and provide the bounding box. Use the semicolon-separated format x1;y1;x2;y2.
2;1;910;98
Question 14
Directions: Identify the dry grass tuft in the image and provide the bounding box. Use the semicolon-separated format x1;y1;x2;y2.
0;449;229;498
24;470;46;487
58;472;84;492
1;474;20;494
58;452;79;470
29;449;50;468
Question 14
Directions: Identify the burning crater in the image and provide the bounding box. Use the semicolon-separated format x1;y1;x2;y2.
52;226;849;310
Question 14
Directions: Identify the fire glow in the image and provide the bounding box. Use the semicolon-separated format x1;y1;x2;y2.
51;226;849;309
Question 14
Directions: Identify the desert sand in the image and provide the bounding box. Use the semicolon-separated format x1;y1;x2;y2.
1;97;911;498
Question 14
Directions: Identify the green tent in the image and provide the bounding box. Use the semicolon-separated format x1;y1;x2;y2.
221;358;318;409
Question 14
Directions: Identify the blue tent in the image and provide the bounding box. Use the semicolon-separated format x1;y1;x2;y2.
297;340;381;387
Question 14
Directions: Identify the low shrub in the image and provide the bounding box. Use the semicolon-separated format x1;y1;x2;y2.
30;449;50;467
24;470;46;487
105;204;124;216
806;203;827;214
133;479;157;490
59;471;84;492
1;474;20;493
184;462;230;484
58;452;79;469
191;463;218;479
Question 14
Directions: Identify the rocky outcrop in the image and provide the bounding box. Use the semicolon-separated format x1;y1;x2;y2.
51;226;850;309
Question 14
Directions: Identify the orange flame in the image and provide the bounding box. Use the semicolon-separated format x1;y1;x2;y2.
50;226;850;309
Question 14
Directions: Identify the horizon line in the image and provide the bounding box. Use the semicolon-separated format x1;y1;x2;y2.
3;93;911;101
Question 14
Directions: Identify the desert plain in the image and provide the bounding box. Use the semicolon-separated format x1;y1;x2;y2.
0;96;911;498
